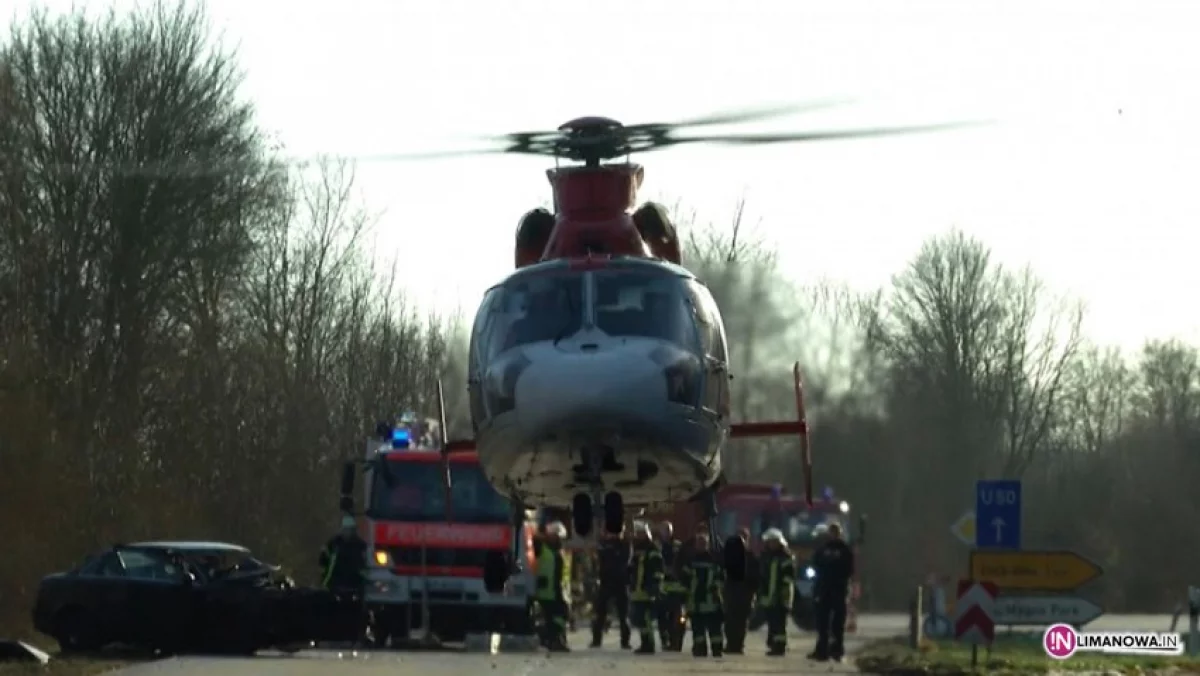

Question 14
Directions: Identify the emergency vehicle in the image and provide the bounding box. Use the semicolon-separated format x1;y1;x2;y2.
649;483;865;632
339;424;538;644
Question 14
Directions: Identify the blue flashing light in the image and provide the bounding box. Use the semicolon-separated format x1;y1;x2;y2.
770;483;783;499
822;486;835;501
391;427;412;449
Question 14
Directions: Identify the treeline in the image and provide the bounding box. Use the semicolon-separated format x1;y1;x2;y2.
0;1;1190;640
0;3;458;637
696;213;1199;613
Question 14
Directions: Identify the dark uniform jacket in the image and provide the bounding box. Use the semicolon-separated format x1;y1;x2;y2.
660;538;685;592
681;551;725;613
811;539;855;600
598;536;632;589
630;540;664;600
319;533;367;590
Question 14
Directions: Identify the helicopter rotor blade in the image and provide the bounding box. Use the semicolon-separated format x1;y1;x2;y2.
663;120;991;149
657;100;857;129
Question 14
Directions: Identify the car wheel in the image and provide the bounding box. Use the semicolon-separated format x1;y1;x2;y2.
55;607;102;653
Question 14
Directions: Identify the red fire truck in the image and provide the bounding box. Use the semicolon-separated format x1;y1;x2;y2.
648;483;865;632
339;427;537;645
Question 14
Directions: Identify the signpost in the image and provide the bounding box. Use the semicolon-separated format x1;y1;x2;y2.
992;595;1105;626
970;550;1104;591
955;580;997;669
950;510;975;546
955;580;997;644
975;479;1021;549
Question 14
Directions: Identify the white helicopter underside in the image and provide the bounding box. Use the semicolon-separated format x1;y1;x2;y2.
474;334;726;508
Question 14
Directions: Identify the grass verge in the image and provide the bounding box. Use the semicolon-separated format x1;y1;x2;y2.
0;656;142;676
855;636;1200;675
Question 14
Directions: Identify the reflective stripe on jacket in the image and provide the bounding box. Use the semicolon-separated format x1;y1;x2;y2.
758;550;796;608
631;543;664;601
535;542;572;602
683;553;725;613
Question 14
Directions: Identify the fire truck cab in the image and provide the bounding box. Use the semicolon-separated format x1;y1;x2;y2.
339;424;537;644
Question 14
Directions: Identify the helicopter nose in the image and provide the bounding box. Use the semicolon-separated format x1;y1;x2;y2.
514;347;668;434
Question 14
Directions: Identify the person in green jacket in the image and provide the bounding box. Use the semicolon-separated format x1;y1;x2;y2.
535;521;572;652
629;521;664;654
757;527;797;657
682;532;725;658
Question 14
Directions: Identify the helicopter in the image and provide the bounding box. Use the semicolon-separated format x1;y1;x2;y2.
405;105;978;590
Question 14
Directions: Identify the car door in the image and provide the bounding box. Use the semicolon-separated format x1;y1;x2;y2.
117;549;192;648
69;551;132;643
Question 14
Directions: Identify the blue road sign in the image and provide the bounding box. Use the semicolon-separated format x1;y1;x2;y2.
975;479;1021;549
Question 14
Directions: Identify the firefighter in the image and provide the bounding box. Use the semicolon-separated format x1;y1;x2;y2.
723;527;758;654
591;527;632;649
535;521;572;652
629;521;664;654
319;514;368;641
655;520;686;650
681;533;724;657
809;522;855;662
757;528;796;657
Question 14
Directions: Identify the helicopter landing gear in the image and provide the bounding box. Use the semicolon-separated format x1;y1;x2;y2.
701;486;745;581
572;493;592;537
603;491;623;534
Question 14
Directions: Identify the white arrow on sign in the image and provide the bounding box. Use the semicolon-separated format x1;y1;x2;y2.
950;510;975;546
992;595;1105;626
991;516;1006;543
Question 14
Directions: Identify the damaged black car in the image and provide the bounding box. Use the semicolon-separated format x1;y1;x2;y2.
32;541;341;655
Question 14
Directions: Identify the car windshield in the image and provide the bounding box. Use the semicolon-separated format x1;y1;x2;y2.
592;269;700;350
482;274;585;358
369;459;511;524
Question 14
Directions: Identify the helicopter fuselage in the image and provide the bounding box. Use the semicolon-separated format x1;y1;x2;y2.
466;256;732;510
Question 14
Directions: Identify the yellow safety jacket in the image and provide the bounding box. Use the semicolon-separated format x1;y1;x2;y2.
758;549;796;609
682;552;725;613
535;541;572;603
630;541;664;601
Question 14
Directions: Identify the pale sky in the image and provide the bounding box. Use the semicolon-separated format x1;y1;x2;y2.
14;0;1200;350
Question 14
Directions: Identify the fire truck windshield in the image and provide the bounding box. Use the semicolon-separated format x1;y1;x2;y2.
369;460;511;524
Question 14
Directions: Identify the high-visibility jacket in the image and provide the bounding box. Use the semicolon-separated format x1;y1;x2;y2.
660;538;686;593
630;541;664;601
535;541;572;603
758;549;796;609
682;551;725;613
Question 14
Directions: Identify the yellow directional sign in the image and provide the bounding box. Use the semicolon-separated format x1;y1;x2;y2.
950;511;976;546
970;550;1103;591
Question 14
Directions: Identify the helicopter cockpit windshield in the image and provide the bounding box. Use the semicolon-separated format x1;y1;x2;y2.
592;269;700;351
481;275;586;360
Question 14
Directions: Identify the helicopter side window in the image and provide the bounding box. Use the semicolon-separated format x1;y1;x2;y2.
487;275;585;357
684;280;728;364
592;270;701;351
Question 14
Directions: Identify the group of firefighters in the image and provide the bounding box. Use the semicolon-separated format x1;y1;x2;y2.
316;513;854;661
533;518;855;661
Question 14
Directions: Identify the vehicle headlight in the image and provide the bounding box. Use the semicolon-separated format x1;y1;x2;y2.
484;352;531;416
373;549;392;567
804;566;816;579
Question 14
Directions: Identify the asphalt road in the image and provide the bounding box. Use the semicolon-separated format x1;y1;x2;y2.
104;613;1179;676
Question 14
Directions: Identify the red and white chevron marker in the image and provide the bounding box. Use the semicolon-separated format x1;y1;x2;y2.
954;579;997;645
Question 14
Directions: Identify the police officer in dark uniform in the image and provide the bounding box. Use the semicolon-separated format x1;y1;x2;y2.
319;514;368;641
723;527;758;654
682;533;725;658
629;521;664;654
757;528;796;657
591;526;633;648
809;522;855;662
655;521;686;650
